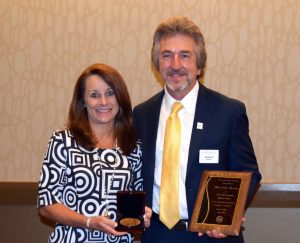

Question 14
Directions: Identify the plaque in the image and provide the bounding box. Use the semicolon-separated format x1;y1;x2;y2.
116;191;146;232
189;171;252;236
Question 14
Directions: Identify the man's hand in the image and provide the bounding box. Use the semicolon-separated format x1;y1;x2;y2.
197;216;246;239
144;206;152;228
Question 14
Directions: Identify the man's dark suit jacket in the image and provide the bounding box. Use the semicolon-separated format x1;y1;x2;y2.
132;83;262;242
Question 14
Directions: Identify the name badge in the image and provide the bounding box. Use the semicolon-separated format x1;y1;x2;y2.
199;150;219;164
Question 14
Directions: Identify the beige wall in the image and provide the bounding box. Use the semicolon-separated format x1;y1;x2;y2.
0;0;299;182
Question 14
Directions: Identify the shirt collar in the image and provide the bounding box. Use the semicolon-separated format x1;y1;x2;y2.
164;81;199;112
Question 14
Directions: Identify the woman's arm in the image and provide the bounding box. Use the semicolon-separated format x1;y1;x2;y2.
38;203;86;228
38;203;127;236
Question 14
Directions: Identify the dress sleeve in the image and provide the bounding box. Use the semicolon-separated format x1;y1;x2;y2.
37;131;67;207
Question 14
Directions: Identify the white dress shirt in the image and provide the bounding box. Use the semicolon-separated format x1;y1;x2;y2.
152;82;199;219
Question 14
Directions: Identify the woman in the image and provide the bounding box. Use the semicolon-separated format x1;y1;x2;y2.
38;63;151;242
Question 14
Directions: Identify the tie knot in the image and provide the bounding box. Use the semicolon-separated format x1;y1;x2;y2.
171;102;183;115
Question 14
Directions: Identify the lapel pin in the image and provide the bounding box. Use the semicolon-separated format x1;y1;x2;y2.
197;122;203;130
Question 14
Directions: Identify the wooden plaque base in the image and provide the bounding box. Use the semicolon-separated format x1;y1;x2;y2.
189;171;251;236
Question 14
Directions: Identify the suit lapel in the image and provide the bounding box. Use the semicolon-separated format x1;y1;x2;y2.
145;91;164;178
186;84;214;173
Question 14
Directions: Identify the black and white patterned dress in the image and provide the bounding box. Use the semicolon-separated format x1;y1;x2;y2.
38;130;143;243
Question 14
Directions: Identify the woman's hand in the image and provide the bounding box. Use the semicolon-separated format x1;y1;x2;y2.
88;216;127;236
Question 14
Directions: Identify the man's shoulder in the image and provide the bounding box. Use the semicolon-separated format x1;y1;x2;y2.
201;84;245;108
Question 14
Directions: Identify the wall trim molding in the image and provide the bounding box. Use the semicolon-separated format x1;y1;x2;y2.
250;183;300;208
0;181;299;207
0;181;38;205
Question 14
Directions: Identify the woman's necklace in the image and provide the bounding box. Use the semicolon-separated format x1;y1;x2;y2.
98;139;119;219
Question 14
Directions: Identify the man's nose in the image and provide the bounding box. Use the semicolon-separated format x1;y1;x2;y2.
170;54;182;69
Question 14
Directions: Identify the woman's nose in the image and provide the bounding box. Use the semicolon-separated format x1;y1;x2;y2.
99;95;107;105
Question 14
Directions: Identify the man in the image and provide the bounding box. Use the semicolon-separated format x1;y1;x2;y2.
133;16;261;243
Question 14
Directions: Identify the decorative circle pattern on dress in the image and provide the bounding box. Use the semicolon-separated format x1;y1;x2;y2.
38;130;142;243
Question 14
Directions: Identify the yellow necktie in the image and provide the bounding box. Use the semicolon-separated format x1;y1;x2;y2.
159;101;183;229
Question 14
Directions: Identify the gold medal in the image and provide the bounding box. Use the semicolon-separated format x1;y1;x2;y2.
120;218;141;227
